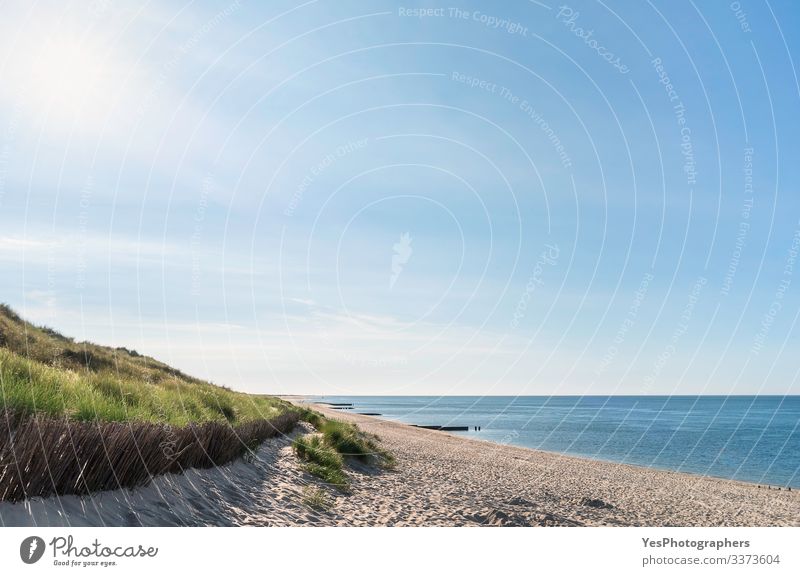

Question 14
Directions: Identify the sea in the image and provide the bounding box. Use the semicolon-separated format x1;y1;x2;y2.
310;395;800;488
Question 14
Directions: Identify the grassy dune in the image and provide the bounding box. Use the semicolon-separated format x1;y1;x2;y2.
0;304;305;500
0;304;288;425
0;304;392;502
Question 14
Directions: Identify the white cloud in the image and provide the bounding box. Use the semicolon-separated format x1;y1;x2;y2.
0;232;179;264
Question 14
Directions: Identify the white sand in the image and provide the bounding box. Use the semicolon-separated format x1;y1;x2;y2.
1;408;797;527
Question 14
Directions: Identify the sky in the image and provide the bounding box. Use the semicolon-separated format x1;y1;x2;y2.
0;0;799;396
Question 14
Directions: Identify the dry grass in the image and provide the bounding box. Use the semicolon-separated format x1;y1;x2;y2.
0;409;299;502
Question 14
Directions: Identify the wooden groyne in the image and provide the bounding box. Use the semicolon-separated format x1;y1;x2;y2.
412;425;470;432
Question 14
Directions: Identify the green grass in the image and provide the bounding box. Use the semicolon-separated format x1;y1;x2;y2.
301;486;332;511
292;418;396;488
320;419;395;467
295;407;325;429
293;434;348;487
0;304;291;426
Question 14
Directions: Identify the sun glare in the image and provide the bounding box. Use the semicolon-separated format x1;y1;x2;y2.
9;25;126;130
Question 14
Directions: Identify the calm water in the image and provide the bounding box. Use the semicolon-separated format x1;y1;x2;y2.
311;396;800;487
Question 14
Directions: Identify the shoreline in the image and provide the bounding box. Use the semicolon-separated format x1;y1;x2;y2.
302;401;800;526
286;396;798;491
338;409;791;492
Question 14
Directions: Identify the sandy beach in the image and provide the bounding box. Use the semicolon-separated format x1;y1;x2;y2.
300;405;800;526
2;404;798;527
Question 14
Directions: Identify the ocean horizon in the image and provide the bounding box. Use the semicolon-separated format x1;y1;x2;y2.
310;395;800;488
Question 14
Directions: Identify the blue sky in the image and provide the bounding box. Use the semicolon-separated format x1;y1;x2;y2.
0;0;799;395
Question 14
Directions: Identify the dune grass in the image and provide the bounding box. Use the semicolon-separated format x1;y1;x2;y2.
293;418;395;488
294;407;325;429
293;434;348;487
0;304;290;426
302;486;333;511
320;419;395;467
